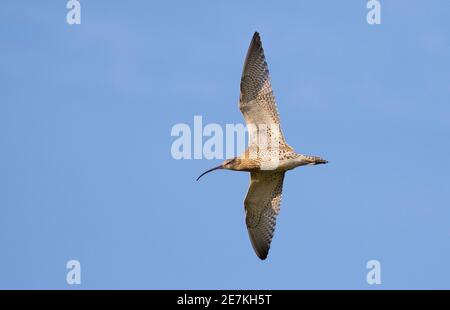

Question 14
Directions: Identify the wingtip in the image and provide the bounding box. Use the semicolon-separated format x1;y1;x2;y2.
252;31;260;41
258;254;268;261
255;247;269;260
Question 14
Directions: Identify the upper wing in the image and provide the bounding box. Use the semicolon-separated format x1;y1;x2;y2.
244;171;285;260
239;32;287;148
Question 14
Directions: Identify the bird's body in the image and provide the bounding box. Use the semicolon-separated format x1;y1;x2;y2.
223;149;326;173
197;32;327;260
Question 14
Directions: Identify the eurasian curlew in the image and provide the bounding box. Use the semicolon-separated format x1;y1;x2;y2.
197;32;328;260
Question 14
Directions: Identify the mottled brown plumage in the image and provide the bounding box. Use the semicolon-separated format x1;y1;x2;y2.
197;32;327;260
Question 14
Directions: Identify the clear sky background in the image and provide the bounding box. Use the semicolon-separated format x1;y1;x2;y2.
1;1;449;289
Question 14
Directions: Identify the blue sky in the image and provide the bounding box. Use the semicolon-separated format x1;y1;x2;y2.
0;0;449;289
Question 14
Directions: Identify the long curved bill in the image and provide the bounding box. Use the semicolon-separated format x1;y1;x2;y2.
196;164;223;181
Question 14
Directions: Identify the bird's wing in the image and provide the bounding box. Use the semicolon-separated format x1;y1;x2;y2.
239;32;288;149
244;171;285;260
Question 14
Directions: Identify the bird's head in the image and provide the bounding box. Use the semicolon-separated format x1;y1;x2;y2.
222;157;241;169
196;158;240;181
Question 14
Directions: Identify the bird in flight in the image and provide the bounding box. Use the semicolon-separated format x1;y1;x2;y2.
197;32;327;260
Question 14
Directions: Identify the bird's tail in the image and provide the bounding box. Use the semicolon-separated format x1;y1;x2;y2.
304;155;328;165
